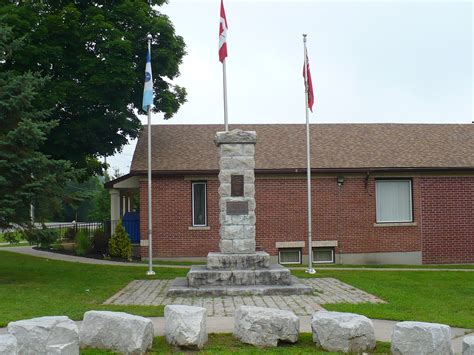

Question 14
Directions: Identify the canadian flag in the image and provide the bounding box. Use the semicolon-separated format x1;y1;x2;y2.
303;53;314;112
219;0;228;62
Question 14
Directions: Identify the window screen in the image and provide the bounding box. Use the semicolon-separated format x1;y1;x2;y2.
313;248;334;263
279;249;301;264
376;180;412;223
192;182;207;226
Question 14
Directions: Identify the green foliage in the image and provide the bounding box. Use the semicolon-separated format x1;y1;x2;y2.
0;23;74;229
64;227;77;241
108;221;131;260
74;229;92;256
92;228;109;254
24;227;59;248
0;1;187;174
3;231;22;244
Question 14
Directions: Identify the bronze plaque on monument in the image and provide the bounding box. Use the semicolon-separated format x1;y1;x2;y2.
226;201;249;215
231;175;244;197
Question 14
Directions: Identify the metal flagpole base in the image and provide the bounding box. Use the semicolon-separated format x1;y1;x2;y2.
146;270;156;276
305;268;317;274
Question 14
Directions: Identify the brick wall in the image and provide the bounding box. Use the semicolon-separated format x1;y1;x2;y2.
140;174;428;259
140;177;220;258
256;176;422;256
420;177;474;264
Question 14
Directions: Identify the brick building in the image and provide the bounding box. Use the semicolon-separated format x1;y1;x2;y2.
107;124;474;265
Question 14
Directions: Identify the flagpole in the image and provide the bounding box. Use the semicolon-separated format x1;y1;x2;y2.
222;58;229;131
146;34;155;276
303;34;316;274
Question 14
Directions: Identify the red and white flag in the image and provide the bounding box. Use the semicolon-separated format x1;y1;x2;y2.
219;0;228;62
303;54;314;112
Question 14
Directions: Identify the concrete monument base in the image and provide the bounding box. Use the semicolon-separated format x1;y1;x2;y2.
167;276;311;297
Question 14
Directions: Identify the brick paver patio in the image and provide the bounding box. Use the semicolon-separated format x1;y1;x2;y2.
104;278;384;316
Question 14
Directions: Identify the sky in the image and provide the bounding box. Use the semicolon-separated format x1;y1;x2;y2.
107;0;473;174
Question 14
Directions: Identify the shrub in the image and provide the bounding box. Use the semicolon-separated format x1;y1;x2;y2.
92;228;109;254
64;227;77;241
24;227;59;248
3;231;21;244
75;229;92;256
108;221;131;260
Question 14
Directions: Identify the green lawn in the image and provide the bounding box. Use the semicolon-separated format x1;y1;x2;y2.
292;264;474;269
294;269;474;329
0;251;187;327
1;250;473;330
81;334;391;354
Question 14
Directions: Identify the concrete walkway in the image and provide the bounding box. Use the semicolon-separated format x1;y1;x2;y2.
2;246;473;271
0;316;471;353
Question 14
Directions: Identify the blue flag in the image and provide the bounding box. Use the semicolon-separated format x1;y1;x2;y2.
142;49;153;111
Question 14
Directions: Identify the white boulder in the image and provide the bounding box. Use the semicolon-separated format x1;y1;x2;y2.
7;316;79;355
311;311;375;352
79;311;154;355
164;305;207;349
463;336;474;355
0;334;17;355
234;306;299;347
391;321;453;355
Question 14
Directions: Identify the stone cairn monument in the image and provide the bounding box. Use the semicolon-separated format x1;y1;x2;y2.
168;129;311;296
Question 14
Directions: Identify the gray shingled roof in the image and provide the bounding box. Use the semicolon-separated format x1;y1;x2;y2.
130;124;474;172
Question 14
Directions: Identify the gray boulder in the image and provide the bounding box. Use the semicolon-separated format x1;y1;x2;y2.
0;334;17;355
391;321;453;355
79;311;153;355
311;311;375;352
164;305;207;349
463;336;474;355
234;306;299;347
7;316;79;355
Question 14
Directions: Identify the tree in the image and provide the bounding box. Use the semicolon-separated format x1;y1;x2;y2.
0;23;73;229
0;1;186;174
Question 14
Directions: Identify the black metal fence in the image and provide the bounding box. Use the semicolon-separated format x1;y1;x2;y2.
40;220;140;244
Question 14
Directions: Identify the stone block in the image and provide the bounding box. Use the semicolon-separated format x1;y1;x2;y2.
46;342;80;355
8;316;79;355
218;183;231;197
219;144;243;157
220;225;244;240
0;334;17;355
206;252;270;269
243;184;255;198
219;156;255;170
187;265;291;287
234;306;299;347
232;238;256;253
463;336;474;355
219;239;233;253
242;144;255;156
215;130;257;146
391;321;453;355
219;212;255;226
243;225;256;239
79;311;153;354
311;311;376;353
165;305;207;349
255;266;292;285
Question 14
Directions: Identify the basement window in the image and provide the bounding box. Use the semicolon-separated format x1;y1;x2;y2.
312;247;335;263
278;248;302;265
192;182;207;226
375;179;413;223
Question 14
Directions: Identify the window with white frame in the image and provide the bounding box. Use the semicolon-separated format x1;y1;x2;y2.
312;247;335;263
192;182;207;226
278;248;301;265
375;179;413;223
